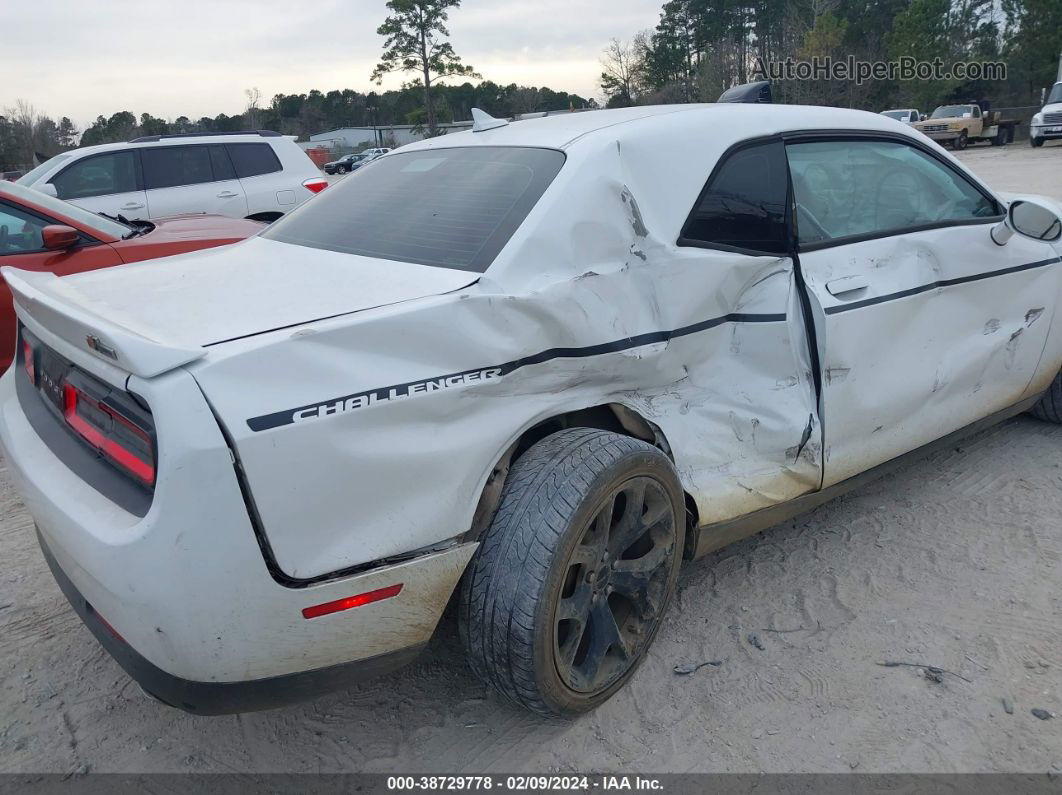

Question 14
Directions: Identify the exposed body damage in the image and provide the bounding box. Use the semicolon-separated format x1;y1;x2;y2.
1;102;1060;714
191;124;821;580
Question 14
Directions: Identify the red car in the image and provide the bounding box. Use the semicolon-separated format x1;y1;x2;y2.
0;181;262;368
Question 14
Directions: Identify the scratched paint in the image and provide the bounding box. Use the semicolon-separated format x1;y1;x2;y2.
178;131;821;575
799;225;1061;487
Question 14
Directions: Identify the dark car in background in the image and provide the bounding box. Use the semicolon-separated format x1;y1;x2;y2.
323;152;375;175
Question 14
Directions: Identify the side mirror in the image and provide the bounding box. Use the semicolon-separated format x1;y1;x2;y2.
991;199;1062;245
41;225;79;250
37;183;58;198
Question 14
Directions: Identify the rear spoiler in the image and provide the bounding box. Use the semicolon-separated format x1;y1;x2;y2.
2;267;205;378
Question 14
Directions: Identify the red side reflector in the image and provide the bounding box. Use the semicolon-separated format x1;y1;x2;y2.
301;583;403;619
63;383;155;486
93;609;126;643
22;338;34;383
302;177;328;194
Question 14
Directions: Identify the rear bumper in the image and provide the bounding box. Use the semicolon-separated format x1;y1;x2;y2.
0;345;476;710
38;529;425;715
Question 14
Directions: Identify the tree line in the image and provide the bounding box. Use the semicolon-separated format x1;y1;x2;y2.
0;79;591;172
600;0;1061;114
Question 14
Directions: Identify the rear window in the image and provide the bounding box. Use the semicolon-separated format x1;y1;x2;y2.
227;143;282;178
262;147;565;272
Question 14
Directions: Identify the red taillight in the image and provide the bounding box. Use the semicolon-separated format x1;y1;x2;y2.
63;382;155;486
302;177;328;194
301;583;403;619
22;338;34;383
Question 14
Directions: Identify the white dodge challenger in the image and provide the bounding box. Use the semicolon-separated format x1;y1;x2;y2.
1;95;1061;717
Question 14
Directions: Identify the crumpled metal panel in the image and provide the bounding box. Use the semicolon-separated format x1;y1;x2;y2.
192;128;822;580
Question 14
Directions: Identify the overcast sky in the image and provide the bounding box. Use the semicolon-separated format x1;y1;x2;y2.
2;0;660;126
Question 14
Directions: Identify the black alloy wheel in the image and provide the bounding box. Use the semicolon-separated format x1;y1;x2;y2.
552;476;677;693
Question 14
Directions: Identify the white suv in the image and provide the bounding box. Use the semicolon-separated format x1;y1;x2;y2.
17;131;327;223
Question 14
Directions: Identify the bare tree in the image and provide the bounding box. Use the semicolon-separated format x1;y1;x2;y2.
244;87;262;129
600;38;643;107
2;100;45;167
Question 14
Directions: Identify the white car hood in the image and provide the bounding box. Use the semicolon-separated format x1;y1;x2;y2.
57;236;477;347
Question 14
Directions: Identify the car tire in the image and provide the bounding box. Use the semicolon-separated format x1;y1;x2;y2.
459;428;685;717
955;130;968;150
1030;136;1044;148
1031;371;1062;424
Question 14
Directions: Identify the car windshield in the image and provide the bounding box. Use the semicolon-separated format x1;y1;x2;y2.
1047;84;1062;105
0;180;131;239
16;154;72;186
881;111;907;120
263;146;565;272
931;106;968;119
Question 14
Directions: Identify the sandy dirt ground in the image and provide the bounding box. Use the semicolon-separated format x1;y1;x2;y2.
955;139;1062;203
1;144;1060;775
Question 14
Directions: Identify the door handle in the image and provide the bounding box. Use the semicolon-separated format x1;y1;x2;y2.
216;191;239;199
826;274;870;297
120;202;144;210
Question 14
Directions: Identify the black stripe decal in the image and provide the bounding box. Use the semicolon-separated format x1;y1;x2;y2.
825;256;1062;315
246;312;787;432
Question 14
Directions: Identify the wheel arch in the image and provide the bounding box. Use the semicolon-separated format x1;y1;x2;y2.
462;402;699;551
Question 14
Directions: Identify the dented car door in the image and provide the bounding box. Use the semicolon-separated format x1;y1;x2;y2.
630;137;821;525
787;135;1059;486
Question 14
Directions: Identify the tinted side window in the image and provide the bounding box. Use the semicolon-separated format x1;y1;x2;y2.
52;152;138;200
681;140;789;254
0;202;50;255
226;143;282;178
142;146;213;190
787;139;1000;247
209;145;235;181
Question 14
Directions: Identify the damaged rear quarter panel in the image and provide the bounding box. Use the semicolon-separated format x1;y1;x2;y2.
190;125;821;581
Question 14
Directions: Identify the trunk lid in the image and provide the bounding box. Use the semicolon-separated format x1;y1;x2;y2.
3;237;476;377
